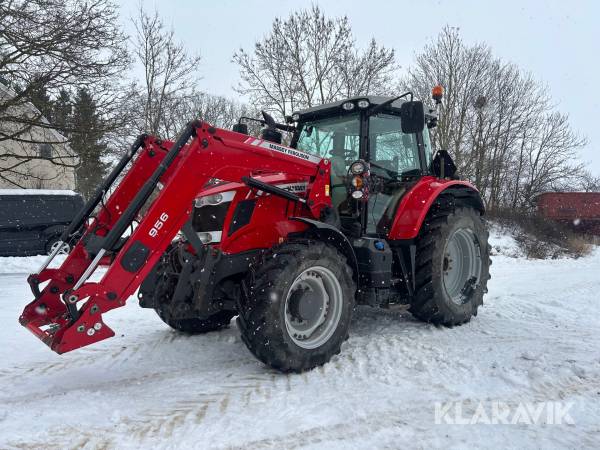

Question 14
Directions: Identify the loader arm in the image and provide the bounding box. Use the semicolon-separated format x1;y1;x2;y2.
20;120;332;354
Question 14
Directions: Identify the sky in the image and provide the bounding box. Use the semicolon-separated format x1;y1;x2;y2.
117;0;600;175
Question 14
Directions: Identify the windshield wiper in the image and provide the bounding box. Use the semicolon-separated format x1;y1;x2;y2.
367;91;413;117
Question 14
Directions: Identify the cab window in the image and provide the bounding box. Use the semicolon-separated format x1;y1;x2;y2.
296;114;361;210
422;126;433;168
295;113;360;164
369;114;420;179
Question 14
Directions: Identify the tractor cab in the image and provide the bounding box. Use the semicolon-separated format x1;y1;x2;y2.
290;94;437;237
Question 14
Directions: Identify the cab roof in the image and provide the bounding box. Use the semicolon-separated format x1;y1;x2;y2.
292;96;408;121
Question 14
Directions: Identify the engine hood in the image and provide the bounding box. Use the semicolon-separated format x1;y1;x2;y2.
197;172;310;198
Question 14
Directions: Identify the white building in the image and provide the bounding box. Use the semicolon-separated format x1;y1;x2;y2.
0;81;78;189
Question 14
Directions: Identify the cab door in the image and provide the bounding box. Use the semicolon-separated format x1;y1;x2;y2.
365;113;424;235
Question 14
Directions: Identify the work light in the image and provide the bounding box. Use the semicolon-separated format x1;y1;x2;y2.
350;161;366;175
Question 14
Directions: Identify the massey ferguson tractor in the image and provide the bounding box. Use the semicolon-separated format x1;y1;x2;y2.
20;87;491;372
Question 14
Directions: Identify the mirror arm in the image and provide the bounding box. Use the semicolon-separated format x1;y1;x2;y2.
238;116;296;133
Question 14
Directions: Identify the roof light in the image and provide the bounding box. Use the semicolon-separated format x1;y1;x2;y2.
342;101;355;111
357;99;370;109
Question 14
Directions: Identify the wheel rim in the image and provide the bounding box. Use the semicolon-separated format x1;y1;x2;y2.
50;240;70;255
442;228;482;305
284;266;343;350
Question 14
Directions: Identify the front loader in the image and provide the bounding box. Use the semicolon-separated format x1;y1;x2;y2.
20;87;490;372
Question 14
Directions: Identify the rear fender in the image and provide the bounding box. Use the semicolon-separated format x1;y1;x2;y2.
388;176;484;240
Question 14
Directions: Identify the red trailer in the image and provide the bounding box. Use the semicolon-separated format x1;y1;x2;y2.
536;192;600;235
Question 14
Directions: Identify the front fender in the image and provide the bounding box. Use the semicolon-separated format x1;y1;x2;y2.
290;217;359;287
388;176;483;240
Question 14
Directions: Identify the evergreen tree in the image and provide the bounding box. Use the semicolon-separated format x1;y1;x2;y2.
27;79;53;121
71;89;109;198
52;89;72;135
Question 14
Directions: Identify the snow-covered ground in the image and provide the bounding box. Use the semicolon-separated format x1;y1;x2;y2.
0;233;599;449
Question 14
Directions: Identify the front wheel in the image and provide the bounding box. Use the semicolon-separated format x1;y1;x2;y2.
238;241;356;373
410;204;491;326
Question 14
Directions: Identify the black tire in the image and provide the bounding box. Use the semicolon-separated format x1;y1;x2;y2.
410;201;491;326
238;240;355;373
156;307;235;334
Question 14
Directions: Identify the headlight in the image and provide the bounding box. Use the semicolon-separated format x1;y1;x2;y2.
197;231;223;244
350;161;366;175
342;101;355;111
357;99;370;109
194;191;235;207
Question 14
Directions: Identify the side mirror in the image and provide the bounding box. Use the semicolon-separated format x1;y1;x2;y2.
400;101;425;134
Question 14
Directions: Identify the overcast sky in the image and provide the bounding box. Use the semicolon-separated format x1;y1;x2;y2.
118;0;600;175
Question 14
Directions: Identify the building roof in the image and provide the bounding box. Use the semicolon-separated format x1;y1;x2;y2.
0;189;79;196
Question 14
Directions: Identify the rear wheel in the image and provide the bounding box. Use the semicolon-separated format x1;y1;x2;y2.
410;203;491;326
238;241;355;373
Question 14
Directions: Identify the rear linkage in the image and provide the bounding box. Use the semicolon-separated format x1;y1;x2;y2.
20;120;330;354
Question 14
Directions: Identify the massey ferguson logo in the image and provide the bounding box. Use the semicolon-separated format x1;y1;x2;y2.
246;138;321;164
267;142;311;161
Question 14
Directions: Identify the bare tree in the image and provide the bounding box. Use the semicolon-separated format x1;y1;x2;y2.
0;0;128;182
158;91;261;139
132;6;202;138
233;5;396;119
577;170;600;192
403;26;587;211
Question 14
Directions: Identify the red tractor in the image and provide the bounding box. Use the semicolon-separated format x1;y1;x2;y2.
20;88;490;372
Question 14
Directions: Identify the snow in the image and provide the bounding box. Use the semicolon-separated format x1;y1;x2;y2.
0;235;599;449
0;255;66;274
0;189;79;196
489;223;524;258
